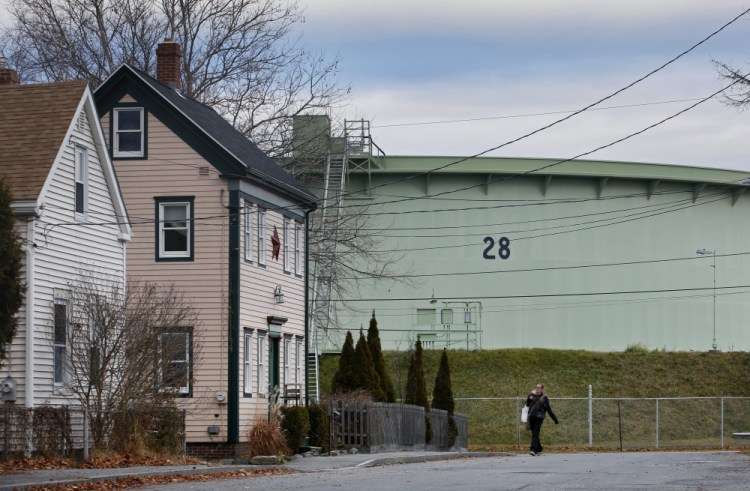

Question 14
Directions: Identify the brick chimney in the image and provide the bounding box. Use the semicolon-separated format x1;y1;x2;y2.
156;38;182;90
0;58;19;85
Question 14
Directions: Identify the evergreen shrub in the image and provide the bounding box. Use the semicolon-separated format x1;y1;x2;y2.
307;402;330;450
280;406;310;453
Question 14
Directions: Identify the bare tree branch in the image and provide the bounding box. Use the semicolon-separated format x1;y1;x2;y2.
1;0;348;158
714;59;750;109
62;271;200;447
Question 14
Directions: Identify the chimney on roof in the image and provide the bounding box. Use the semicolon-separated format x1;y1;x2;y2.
156;38;182;91
0;58;19;86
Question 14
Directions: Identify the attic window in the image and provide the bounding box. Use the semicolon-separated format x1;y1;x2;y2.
113;107;144;158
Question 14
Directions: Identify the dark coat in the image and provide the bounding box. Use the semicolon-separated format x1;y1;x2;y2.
525;392;559;424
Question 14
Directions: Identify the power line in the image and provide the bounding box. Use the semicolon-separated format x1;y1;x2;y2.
355;196;704;238
371;98;706;128
345;184;730;216
344;290;748;319
334;284;750;303
336;251;750;281
324;7;750;204
315;189;737;233
338;81;748;214
327;191;728;255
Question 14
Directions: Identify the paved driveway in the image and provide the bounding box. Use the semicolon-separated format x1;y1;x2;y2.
139;451;750;490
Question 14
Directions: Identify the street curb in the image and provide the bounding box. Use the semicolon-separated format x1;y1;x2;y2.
354;452;511;468
0;465;268;491
0;453;509;490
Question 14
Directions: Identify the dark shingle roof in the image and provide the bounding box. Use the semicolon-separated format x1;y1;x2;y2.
0;80;88;200
125;65;315;203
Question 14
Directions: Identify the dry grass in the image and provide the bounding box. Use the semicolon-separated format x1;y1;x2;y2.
247;416;288;457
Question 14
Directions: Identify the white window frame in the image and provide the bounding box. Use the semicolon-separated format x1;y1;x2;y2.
158;201;191;259
295;338;303;386
283;337;291;386
283;219;290;273
113;107;144;157
294;222;302;276
158;330;191;396
53;298;68;386
257;208;266;265
75;145;88;219
244;330;253;395
244;201;253;262
258;334;267;396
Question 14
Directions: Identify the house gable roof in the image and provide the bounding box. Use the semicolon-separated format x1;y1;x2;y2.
95;64;317;208
0;80;131;240
0;80;89;201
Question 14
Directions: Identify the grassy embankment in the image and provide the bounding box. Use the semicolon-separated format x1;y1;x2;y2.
319;348;750;449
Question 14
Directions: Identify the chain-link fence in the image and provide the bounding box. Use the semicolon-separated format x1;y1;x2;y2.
456;396;750;449
0;405;186;460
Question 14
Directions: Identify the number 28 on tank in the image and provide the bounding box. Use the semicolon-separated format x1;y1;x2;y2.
483;236;510;260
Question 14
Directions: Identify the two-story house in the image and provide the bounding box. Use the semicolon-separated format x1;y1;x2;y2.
94;40;317;456
0;72;131;409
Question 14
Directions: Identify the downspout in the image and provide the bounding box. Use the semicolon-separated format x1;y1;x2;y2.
304;209;311;406
24;218;35;408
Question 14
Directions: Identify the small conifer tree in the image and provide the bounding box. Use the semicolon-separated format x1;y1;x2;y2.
354;329;385;400
432;349;458;448
0;179;24;364
367;311;396;402
404;336;432;443
432;349;454;413
331;331;356;393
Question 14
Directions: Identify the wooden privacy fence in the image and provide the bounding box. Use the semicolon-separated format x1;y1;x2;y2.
331;402;468;453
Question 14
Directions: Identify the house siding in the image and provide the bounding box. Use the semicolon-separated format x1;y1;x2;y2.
102;100;231;443
238;206;306;433
6;107;127;407
7;219;29;403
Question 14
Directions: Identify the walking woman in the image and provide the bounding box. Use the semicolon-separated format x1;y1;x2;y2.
525;383;559;456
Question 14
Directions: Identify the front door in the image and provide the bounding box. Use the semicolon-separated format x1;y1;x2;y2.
269;337;280;395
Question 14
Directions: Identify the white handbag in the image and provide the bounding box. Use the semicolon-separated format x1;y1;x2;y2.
521;406;529;423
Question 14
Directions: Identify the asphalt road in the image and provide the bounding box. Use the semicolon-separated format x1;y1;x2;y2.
137;451;750;490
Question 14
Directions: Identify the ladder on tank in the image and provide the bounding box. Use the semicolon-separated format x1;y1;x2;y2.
308;151;346;401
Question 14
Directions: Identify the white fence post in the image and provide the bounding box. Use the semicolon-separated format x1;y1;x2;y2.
588;385;593;447
655;398;659;449
721;397;724;449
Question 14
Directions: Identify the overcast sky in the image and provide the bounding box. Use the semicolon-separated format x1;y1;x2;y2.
3;1;750;171
298;1;750;171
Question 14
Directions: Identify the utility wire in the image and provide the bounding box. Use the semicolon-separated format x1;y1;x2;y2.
328;191;728;255
372;98;706;128
350;290;747;318
334;284;750;303
335;251;750;281
323;7;750;204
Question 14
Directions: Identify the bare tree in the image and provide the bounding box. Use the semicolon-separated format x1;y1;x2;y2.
283;119;414;348
62;272;200;447
1;0;349;156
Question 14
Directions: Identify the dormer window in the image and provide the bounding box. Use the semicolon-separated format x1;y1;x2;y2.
113;107;144;157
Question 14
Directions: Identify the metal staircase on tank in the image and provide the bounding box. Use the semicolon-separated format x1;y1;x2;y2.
308;150;346;401
307;119;385;402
